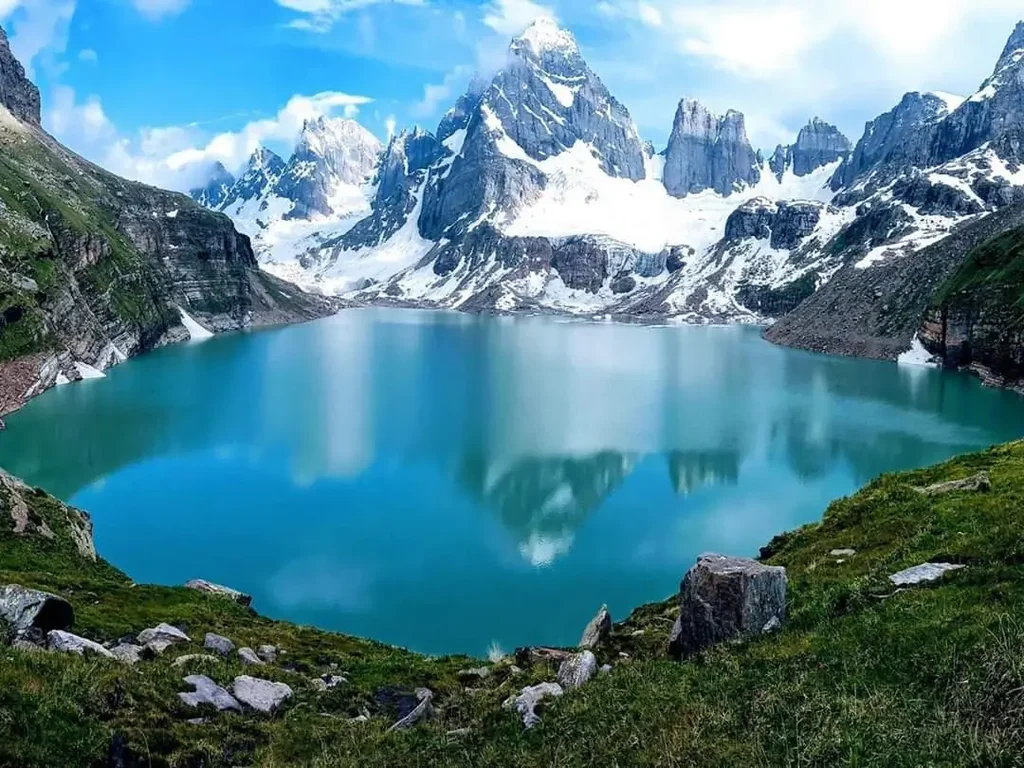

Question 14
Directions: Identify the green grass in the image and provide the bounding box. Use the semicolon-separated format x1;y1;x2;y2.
933;225;1024;311
3;443;1024;766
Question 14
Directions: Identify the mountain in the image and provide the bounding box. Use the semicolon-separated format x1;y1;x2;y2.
0;28;333;417
662;100;760;197
190;17;1024;357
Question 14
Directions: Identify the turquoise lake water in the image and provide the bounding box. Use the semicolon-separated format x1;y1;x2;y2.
3;308;1024;657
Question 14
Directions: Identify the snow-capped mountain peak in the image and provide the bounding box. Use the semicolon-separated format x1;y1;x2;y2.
293;116;382;186
512;16;580;60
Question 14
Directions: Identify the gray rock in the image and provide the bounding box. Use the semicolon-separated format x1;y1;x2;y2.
110;644;144;665
232;675;293;713
669;553;787;658
580;604;612;649
557;651;598;690
913;472;991;496
310;678;329;693
143;638;178;657
458;667;492;682
171;654;221;669
179;674;241;712
724;199;823;250
387;688;435;732
204;632;235;656
256;644;278;663
0;26;40;125
184;579;253;607
769;118;851;180
47;630;115;659
599;664;613;675
0;585;74;634
237;647;264;666
830;549;857;557
663;99;760;197
11;627;46;652
889;563;966;586
503;682;564;729
137;623;190;646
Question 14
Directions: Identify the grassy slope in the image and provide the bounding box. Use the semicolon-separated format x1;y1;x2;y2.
2;443;1024;767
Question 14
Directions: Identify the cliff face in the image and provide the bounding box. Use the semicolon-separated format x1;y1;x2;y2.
922;224;1024;389
0;29;334;416
662;100;760;197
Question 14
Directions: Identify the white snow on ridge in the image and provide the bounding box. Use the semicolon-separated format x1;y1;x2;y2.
503;142;840;254
74;362;106;380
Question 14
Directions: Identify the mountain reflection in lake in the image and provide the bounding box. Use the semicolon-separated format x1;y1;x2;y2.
2;308;1023;655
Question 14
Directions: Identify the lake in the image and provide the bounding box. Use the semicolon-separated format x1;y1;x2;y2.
2;308;1023;657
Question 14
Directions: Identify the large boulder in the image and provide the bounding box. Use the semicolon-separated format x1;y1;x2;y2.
669;553;787;658
0;585;74;634
231;675;293;713
47;630;115;659
179;675;241;712
204;632;235;656
503;682;564;729
184;579;252;607
138;623;190;646
557;651;598;690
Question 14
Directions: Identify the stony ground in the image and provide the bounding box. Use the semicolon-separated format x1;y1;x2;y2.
2;441;1024;767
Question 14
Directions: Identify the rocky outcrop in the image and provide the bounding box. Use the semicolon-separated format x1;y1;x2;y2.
0;26;39;125
48;629;115;658
204;632;235;656
185;579;252;606
724;199;823;250
557;651;597;690
231;676;294;713
179;675;242;712
0;470;96;559
770;118;851;180
579;605;611;648
503;682;564;728
668;554;787;658
663;100;760;197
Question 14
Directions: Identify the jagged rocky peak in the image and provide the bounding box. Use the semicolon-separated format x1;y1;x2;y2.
226;146;286;206
511;16;582;65
191;162;236;209
769;118;851;180
662;98;760;197
437;83;484;143
831;91;956;190
0;25;40;126
996;20;1024;68
274;117;382;220
377;127;445;198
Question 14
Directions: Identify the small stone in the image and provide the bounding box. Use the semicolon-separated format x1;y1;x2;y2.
579;605;612;649
143;638;178;657
11;627;46;652
557;651;598;690
630;629;646;637
503;683;563;729
137;623;190;646
447;728;472;738
257;644;277;663
184;579;252;607
509;665;523;675
47;630;115;659
0;585;74;634
889;563;966;586
110;644;144;665
348;715;369;724
457;667;491;682
237;647;264;666
179;674;241;712
599;664;613;675
232;675;293;713
204;633;235;656
186;718;208;726
310;678;328;693
322;674;347;688
830;549;856;557
388;688;434;732
171;654;221;669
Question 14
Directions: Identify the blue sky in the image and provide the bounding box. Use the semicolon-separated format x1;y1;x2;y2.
2;0;1022;192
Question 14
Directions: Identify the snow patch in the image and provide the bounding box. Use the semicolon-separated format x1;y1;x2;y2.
897;334;938;367
178;306;214;341
74;362;106;380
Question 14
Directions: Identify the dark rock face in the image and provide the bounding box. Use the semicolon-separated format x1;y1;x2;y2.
0;27;40;126
921;218;1024;389
725;199;822;250
437;86;484;144
668;554;787;658
770;118;851;180
221;148;286;211
765;201;1024;360
663;100;760;197
890;174;984;217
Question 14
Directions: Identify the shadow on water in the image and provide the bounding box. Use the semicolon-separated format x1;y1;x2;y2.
2;308;1023;654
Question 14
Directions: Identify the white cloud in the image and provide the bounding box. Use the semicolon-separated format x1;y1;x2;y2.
384;115;396;139
482;0;554;36
3;0;75;78
411;64;472;118
130;0;191;19
78;48;97;62
275;0;425;33
637;2;662;26
44;87;374;193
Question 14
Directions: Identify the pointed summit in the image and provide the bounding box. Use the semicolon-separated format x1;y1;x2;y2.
662;99;760;197
996;20;1024;70
0;25;40;126
512;17;580;59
